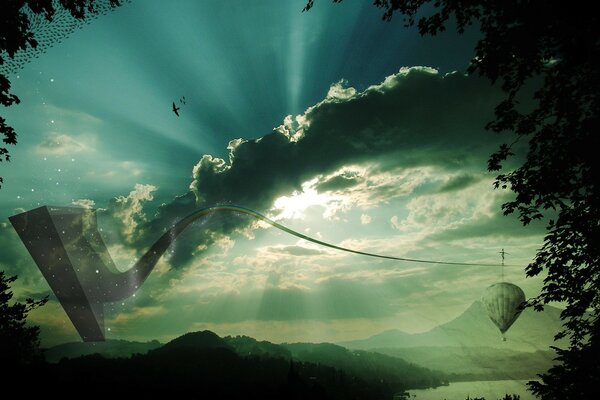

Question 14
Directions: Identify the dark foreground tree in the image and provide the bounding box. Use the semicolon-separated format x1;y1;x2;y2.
0;271;47;366
305;1;600;399
0;0;122;188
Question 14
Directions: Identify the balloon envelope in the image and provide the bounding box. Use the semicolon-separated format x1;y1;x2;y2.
481;282;526;335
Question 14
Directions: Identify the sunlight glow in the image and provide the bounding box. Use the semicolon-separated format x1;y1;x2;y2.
272;178;335;220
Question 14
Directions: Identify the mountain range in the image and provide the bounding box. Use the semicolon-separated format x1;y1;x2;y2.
45;301;564;381
338;301;564;379
340;301;565;352
37;330;447;399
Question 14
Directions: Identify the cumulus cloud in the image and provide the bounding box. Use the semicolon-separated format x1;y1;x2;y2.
314;165;437;218
190;68;503;209
326;79;357;100
360;214;372;225
393;179;496;234
71;198;96;209
106;183;158;243
140;67;508;269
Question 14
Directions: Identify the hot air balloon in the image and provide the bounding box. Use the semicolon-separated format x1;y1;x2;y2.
481;282;526;340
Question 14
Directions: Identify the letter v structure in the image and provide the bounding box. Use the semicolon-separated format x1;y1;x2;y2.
10;205;500;342
10;205;253;341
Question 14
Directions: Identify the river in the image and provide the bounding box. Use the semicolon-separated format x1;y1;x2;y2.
408;380;537;400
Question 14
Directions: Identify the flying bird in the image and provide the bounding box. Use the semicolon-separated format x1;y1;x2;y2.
172;102;180;117
180;96;186;105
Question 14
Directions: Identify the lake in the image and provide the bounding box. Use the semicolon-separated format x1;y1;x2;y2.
408;380;537;400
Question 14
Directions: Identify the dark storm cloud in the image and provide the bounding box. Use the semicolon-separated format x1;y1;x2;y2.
437;173;480;193
316;172;364;192
190;68;504;210
1;69;511;280
136;192;254;268
131;67;510;269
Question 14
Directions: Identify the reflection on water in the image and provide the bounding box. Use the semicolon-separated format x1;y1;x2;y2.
409;380;537;400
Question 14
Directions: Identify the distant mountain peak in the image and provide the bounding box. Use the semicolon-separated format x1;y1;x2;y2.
160;330;231;351
341;300;565;352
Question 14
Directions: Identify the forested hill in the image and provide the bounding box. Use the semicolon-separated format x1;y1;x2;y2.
42;330;447;398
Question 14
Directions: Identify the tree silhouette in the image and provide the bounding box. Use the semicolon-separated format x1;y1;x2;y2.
0;271;47;367
0;0;122;188
305;1;599;399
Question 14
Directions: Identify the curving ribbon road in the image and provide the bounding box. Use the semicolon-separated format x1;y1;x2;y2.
119;205;510;297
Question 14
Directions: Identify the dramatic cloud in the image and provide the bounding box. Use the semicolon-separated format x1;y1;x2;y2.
438;173;481;193
2;67;546;345
134;67;511;270
190;67;504;212
109;183;158;243
326;80;357;100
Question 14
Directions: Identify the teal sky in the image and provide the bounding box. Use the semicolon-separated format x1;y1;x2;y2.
0;0;548;347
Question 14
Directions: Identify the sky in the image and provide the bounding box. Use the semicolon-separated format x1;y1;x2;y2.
0;0;548;347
